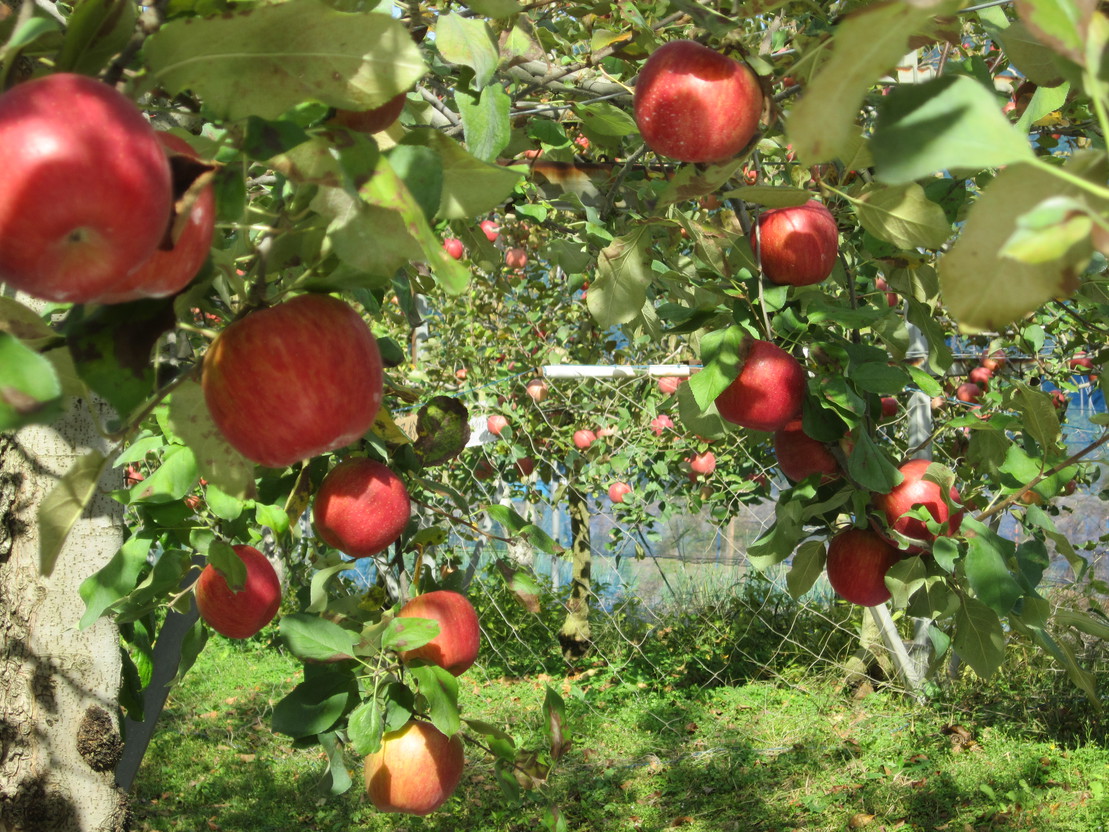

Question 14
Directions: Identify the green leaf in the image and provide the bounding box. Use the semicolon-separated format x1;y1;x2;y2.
785;539;825;600
787;0;959;163
1015;0;1095;65
308;562;356;614
748;498;804;571
1026;625;1100;706
129;445;199;504
587;228;652;328
999;195;1094;264
348;698;383;755
845;432;902;494
414;396;471;467
906;366;943;398
409;664;460;737
271;672;354;738
57;0;138;75
0;332;63;430
967;426;1010;476
884;556;928;608
849;361;910;395
79;535;153;629
658;159;744;207
170;618;209;688
853;183;951;250
543;686;571;762
985;19;1067;86
465;0;523;18
146;0;426;120
872;75;1034;183
1008;379;1062;451
427;132;525;220
380;616;439;652
389;145;444;224
436;13;498;89
457;83;511;163
317;730;352;796
206;539;247;592
167;380;256;500
938;154;1108;332
39;450;109;577
963;519;1023;616
281;613;358;662
204;483;245;522
953;596;1006;680
687;326;746;411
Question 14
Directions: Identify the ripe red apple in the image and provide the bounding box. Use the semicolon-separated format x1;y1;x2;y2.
195;545;281;639
95;132;217;303
968;366;993;389
486;414;508;436
525;378;548;402
202;293;383;468
751;200;839;287
650;414;674;436
873;458;964;549
657;376;682;396
773;421;840;482
332;91;406;133
880;397;899;420
715;339;806;433
609;481;632;503
687;451;716;480
443;237;465;260
875;276;898;308
1069;354;1095;372
0;73;173;304
980;350;1006;372
480;219;500;241
454;367;468;381
312;458;411;558
504;247;528;270
515;457;535;477
573;429;597;450
634;39;764;163
1050;389;1068;409
364;720;464;816
474;459;495;480
396;590;480;676
955;382;983;405
826;528;902;607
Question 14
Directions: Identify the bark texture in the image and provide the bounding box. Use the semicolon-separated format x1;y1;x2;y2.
557;487;592;662
0;403;128;832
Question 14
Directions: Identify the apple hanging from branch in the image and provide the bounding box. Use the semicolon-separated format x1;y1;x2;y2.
751;200;839;287
396;590;480;676
195;545;281;639
826;528;902;607
715;338;807;433
312;458;412;558
364;720;464;816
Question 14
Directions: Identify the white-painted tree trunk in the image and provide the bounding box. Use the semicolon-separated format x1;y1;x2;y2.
0;401;128;831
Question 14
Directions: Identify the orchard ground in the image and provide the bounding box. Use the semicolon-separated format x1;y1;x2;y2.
132;569;1109;832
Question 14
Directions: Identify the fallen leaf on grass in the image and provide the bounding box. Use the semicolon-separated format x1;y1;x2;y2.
849;814;876;828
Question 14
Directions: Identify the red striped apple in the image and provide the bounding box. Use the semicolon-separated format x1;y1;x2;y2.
751;200;839;287
195;545;281;639
873;459;964;550
202;294;383;468
364;720;464;815
312;458;411;558
609;481;632;503
396;590;480;676
773;421;839;482
826;528;902;607
715;339;806;432
0;73;173;304
573;429;597;450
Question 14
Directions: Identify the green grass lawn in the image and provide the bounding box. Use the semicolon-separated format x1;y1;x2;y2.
131;631;1109;832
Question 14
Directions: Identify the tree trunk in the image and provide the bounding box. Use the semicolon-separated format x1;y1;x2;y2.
557;487;592;662
0;402;129;831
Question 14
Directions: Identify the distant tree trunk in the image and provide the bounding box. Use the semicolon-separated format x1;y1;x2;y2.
0;403;129;831
557;487;592;662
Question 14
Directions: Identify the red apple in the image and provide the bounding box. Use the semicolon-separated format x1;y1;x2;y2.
687;451;716;479
0;73;173;304
968;366;993;389
480;219;500;241
634;39;764;163
751;200;839;287
486;414;508;436
573;429;597;450
454;367;468;381
955;382;982;404
195;545;281;639
95;132;217;303
443;237;465;260
715;339;806;432
1069;354;1095;372
504;247;528;269
202;293;383;468
474;459;495;480
980;350;1006;372
773;421;840;482
873;458;964;549
1051;389;1068;409
650;414;674;436
525;378;548;402
332;91;406;133
826;528;902;607
609;481;632;503
875;276;898;308
364;720;464;816
880;397;899;420
515;457;535;477
312;458;411;558
396;590;480;676
657;376;682;396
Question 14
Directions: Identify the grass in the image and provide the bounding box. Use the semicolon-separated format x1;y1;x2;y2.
131;628;1109;832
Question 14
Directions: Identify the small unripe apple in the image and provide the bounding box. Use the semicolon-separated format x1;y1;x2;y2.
525;378;548;402
312;458;411;558
715;339;806;433
504;247;528;269
773;421;840;483
486;414;508;436
332;91;406;133
443;237;465;260
826;528;902;607
396;590;480;676
751;200;839;287
609;481;632;503
873;458;964;550
573;429;597;450
202;294;384;468
364;720;464;816
633;39;764;164
195;545;281;639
